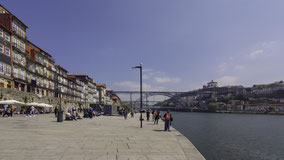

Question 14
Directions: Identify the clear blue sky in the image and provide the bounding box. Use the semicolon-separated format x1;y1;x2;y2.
3;0;284;91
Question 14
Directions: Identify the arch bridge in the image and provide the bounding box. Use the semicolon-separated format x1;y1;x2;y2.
112;91;188;109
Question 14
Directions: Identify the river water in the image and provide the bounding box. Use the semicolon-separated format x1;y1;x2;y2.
170;112;284;160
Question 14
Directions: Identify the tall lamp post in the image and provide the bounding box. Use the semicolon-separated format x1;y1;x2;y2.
132;63;143;128
57;86;63;122
55;70;63;122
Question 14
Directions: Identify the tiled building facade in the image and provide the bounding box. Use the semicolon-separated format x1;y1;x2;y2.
0;5;111;107
0;23;12;89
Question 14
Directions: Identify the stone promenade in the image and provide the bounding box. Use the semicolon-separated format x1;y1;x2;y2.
0;114;205;160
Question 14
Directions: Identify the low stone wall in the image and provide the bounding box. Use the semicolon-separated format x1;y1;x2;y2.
0;88;88;111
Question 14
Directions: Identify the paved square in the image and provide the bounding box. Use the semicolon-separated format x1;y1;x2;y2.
0;114;205;160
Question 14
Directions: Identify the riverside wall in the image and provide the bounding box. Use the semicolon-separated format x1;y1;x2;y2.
0;88;86;111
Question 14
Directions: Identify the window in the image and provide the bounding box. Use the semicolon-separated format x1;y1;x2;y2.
0;44;3;53
0;28;3;37
6;65;11;75
13;52;18;62
12;23;16;32
5;48;10;56
5;32;10;41
20;41;25;52
12;36;17;47
20;55;25;65
0;63;3;73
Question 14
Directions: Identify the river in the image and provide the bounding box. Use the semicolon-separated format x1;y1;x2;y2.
170;112;284;160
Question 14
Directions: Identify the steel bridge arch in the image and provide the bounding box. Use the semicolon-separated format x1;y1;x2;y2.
134;92;185;108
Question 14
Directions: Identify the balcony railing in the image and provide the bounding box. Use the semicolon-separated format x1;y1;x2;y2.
12;42;25;53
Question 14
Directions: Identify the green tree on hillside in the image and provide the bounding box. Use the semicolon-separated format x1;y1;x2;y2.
208;102;217;112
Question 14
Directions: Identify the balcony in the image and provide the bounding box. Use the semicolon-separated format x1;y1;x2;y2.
19;74;25;81
0;37;10;47
12;43;25;54
13;73;18;78
12;29;26;40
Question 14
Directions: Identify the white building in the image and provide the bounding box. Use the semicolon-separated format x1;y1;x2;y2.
203;80;218;89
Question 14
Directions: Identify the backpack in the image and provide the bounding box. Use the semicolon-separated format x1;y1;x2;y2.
165;113;171;120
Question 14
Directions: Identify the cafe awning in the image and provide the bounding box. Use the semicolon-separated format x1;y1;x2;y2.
0;100;27;106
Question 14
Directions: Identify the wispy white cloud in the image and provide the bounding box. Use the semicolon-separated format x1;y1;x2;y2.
114;81;165;91
143;72;154;80
154;77;181;83
216;76;239;86
140;68;181;84
261;41;277;48
217;63;227;72
234;65;245;71
143;68;154;72
142;74;150;80
248;49;264;59
187;81;207;90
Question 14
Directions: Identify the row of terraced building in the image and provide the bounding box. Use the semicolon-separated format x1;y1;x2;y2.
0;5;116;108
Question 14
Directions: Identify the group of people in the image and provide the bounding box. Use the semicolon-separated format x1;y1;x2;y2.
54;106;82;121
120;109;135;120
54;106;102;121
25;106;36;117
0;105;13;117
146;109;173;131
0;105;41;118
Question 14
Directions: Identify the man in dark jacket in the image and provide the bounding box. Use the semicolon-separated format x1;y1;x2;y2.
146;109;150;121
89;107;93;119
54;106;58;118
163;110;172;131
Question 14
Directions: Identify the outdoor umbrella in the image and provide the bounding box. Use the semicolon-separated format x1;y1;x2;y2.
26;102;45;107
0;100;27;106
39;103;53;108
26;102;53;108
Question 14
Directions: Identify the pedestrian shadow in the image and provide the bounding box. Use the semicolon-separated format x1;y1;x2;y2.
152;129;165;132
147;123;155;125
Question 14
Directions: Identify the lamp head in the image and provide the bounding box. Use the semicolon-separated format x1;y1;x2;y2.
132;66;141;69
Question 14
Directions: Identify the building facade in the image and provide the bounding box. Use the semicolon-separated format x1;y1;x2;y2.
68;75;99;107
0;5;110;109
96;84;107;105
26;41;56;97
0;23;12;89
0;5;28;92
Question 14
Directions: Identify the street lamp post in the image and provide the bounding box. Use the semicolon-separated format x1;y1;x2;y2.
85;94;87;109
55;70;63;122
132;63;143;128
57;86;63;122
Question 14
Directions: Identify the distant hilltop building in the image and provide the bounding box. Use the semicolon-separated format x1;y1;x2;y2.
203;80;218;89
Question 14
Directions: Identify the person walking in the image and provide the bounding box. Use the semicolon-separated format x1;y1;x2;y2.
163;110;173;131
130;110;134;118
154;110;160;125
54;106;58;118
2;105;9;117
26;106;31;117
123;109;128;120
30;106;35;117
152;110;155;122
72;107;76;115
89;107;93;119
146;109;150;121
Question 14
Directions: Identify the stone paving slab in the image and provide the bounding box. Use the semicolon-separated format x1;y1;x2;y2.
0;114;205;160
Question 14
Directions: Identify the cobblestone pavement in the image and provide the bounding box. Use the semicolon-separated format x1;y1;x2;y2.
0;114;205;160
